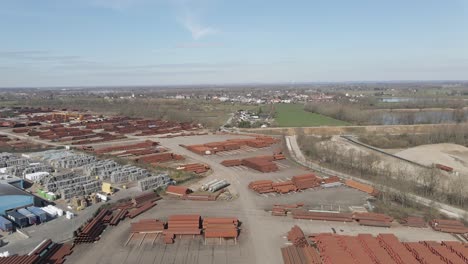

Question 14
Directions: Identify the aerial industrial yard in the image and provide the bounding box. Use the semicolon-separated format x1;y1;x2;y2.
0;107;467;264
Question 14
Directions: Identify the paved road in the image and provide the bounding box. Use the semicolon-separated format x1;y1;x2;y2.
156;137;282;264
285;135;468;219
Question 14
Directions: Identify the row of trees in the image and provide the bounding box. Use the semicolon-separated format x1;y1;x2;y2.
297;134;468;209
359;124;468;148
304;102;468;125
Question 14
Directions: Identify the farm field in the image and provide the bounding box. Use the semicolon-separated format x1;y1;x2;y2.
274;103;350;127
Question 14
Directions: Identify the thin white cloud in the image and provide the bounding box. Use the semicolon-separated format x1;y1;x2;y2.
179;13;217;40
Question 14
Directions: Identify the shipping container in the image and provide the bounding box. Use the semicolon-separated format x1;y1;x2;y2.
17;208;37;225
0;216;13;232
27;206;48;223
6;211;29;228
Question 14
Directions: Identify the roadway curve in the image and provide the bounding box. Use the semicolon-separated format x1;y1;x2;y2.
285;135;468;219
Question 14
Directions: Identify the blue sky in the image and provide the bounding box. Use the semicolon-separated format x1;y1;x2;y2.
0;0;467;87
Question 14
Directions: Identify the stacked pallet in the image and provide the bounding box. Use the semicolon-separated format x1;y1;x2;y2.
353;213;393;227
165;215;202;236
287;225;308;247
401;216;426;228
248;180;274;193
180;163;210;174
281;245;322;264
344;179;378;196
292;174;322;190
166;185;192;196
430;219;468;234
292;210;353;222
221;159;242;167
203;217;239;238
130;219;165;233
74;209;110;244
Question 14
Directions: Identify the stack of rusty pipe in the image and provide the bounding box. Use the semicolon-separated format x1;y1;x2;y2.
401;216;426;228
430;219;468;234
132;192;161;206
291;174;321;190
292;210;353;222
74;209;110;244
130;219;165;233
164;215;202;236
287;225;308;247
203;217;239;239
353;212;393;227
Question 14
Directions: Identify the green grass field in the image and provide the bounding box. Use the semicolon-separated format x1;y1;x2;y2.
274;104;349;127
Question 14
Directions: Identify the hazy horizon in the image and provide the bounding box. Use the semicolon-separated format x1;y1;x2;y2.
1;0;467;87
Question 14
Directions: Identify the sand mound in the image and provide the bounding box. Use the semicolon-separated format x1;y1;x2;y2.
396;143;468;173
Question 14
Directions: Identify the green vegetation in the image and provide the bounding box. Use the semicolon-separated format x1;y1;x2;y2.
7;97;256;128
274;104;349;127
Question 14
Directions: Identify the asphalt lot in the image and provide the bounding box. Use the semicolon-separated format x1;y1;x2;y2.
67;134;459;264
1;133;461;263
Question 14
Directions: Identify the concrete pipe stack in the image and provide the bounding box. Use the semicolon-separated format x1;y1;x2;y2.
208;180;229;193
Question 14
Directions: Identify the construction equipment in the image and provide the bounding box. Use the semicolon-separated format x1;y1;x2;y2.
102;182;114;195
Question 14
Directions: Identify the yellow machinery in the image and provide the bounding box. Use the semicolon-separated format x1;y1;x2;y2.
102;182;114;195
71;196;87;211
